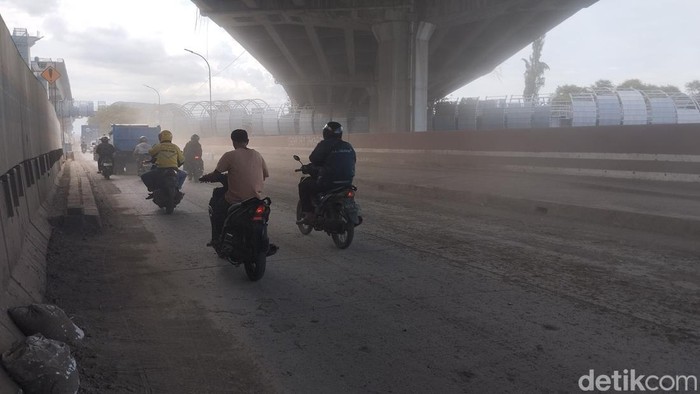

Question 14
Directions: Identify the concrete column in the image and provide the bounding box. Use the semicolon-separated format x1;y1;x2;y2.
372;19;410;132
371;20;434;133
329;106;349;134
412;21;435;132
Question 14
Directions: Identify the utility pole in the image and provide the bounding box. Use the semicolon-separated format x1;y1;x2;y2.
144;84;161;125
185;48;214;136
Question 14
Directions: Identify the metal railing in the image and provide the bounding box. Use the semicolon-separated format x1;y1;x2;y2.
90;88;700;136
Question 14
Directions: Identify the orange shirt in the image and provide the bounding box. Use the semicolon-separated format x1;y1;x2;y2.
215;148;269;203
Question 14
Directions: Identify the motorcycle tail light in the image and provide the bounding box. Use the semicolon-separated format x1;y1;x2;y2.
252;205;266;221
194;156;200;159
346;190;355;198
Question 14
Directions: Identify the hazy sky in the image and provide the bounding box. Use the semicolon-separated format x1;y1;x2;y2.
1;0;698;107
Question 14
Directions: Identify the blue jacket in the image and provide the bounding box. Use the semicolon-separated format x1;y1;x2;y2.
309;138;356;188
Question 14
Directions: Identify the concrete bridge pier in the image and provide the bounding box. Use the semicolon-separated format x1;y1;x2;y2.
372;19;434;133
306;104;349;135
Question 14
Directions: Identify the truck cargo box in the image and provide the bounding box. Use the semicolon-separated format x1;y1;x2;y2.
110;124;161;174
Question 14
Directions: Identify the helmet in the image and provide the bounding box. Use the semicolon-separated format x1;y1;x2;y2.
191;134;200;141
139;136;148;142
159;129;173;142
322;121;343;140
100;136;109;142
230;129;249;143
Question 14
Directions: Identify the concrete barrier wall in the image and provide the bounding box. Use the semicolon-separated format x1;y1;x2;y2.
202;123;700;182
219;124;700;153
0;15;63;392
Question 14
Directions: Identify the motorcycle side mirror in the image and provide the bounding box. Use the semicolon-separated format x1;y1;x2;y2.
293;155;301;161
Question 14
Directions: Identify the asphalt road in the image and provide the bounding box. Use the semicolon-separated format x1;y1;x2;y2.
47;155;700;393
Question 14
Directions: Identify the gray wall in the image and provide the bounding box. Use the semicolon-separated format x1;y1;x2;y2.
0;15;63;392
203;123;700;183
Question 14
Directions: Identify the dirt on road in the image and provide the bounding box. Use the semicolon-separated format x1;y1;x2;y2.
44;168;274;393
40;159;700;393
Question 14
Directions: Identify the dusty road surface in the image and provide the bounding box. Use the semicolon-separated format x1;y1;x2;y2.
45;154;700;393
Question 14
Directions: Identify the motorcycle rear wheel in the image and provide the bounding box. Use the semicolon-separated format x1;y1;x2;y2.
193;170;203;182
296;200;312;235
331;210;354;249
165;188;175;214
244;251;266;281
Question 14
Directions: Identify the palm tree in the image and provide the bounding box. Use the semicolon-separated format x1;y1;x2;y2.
522;35;549;100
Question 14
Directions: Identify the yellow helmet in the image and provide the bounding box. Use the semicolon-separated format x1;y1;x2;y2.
159;129;173;142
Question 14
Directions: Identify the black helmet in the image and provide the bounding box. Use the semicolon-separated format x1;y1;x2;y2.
191;134;200;141
100;136;109;142
322;121;343;140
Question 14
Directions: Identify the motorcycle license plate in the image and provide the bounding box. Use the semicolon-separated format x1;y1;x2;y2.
103;162;113;167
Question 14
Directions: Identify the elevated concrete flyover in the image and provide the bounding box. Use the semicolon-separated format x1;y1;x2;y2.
192;0;597;132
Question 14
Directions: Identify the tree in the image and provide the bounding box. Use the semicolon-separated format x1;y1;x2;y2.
592;80;614;89
657;85;680;93
617;79;645;90
553;78;683;102
617;79;679;92
88;103;146;134
685;80;700;96
553;84;588;101
522;35;549;100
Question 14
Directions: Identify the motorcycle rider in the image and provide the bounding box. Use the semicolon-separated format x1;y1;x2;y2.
297;121;356;225
133;136;151;172
199;129;269;249
140;129;187;199
94;136;116;174
183;134;203;180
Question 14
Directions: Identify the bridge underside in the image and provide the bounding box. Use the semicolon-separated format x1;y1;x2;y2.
193;0;597;132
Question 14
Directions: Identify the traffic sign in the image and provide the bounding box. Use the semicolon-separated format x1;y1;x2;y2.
41;66;61;83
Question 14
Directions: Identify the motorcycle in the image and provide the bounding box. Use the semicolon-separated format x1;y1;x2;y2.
101;156;114;179
151;169;183;214
135;154;151;176
293;155;362;249
185;156;204;181
201;173;276;281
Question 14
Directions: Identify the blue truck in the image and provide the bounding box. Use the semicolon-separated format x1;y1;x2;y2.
109;124;161;175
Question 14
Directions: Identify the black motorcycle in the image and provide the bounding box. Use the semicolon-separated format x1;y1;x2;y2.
201;174;275;281
185;156;204;181
151;169;183;214
293;155;362;249
101;155;114;179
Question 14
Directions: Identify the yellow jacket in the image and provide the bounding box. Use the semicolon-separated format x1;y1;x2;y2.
149;142;184;169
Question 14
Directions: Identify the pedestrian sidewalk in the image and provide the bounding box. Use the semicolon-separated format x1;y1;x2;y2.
64;157;101;229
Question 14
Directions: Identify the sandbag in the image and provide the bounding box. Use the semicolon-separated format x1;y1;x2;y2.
8;304;84;344
1;334;79;394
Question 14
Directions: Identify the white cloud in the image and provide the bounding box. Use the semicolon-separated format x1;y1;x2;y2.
0;0;288;106
452;0;700;98
2;0;699;107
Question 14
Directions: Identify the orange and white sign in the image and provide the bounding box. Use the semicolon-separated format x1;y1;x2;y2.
41;66;61;83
